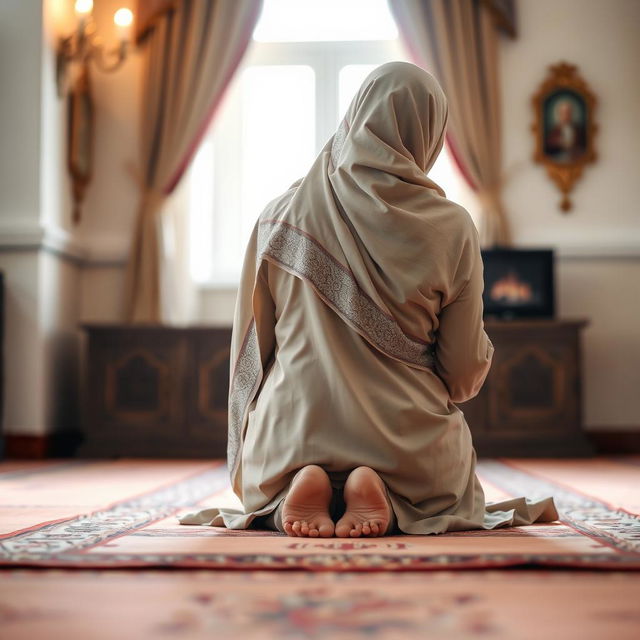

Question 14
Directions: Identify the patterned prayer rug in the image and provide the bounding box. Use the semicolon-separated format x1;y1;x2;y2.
1;457;639;571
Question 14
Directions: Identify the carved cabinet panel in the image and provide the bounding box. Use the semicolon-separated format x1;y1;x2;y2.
459;319;592;456
81;326;232;458
186;331;231;452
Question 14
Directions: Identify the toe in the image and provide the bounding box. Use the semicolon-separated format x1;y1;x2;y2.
350;523;362;538
292;521;302;535
283;521;294;536
300;521;310;535
370;521;380;536
362;522;371;535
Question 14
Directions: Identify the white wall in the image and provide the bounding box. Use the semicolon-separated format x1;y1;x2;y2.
0;254;45;435
0;0;43;234
499;0;640;428
78;0;140;323
0;0;82;437
502;0;639;249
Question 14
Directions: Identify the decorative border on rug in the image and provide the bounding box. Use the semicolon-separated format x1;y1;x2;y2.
0;464;229;564
476;460;640;555
1;550;638;571
1;461;639;571
258;219;435;371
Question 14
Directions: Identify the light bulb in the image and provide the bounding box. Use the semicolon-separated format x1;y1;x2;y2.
74;0;93;15
114;8;134;41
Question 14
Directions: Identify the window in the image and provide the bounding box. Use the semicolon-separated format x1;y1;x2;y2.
189;0;477;285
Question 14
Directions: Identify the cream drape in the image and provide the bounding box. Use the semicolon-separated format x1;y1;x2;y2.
389;0;512;246
125;0;263;322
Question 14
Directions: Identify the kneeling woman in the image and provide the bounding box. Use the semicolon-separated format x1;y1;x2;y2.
179;62;557;538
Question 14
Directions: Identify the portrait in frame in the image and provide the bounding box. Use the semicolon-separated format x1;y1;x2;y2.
532;63;597;212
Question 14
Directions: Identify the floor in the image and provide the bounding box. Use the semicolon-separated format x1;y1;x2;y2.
1;457;639;639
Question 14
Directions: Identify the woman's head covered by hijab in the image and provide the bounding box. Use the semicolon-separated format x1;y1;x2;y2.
256;60;469;318
330;61;449;188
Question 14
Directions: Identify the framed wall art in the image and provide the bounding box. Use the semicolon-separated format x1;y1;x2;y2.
532;62;597;212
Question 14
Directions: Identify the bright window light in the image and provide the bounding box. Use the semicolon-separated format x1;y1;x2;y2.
239;65;316;252
253;0;398;42
189;140;215;283
190;65;315;284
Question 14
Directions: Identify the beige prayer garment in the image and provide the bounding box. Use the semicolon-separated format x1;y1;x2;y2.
178;61;558;534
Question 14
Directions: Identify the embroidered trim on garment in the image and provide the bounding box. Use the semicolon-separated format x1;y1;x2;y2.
330;118;349;169
258;220;435;371
227;321;261;475
227;220;435;473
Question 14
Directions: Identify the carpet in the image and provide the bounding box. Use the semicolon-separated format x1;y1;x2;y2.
2;569;639;639
1;457;639;571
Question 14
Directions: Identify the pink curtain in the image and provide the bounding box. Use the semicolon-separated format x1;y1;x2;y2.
389;0;513;246
125;0;263;322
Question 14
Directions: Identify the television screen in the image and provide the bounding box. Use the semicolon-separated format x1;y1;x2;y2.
481;248;555;319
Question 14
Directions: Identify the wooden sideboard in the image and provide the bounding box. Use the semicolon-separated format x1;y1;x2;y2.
80;325;232;458
81;319;593;458
459;319;593;456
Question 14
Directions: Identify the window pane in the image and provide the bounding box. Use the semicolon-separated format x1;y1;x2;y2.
189;140;214;282
254;0;398;42
232;65;315;277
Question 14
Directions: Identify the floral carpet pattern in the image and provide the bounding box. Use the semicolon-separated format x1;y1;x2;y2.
2;569;639;639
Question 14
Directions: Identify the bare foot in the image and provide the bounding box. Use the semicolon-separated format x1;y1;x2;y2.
281;465;335;538
335;466;392;538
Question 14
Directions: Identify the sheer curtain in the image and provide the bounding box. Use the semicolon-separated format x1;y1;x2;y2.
125;0;263;322
389;0;514;246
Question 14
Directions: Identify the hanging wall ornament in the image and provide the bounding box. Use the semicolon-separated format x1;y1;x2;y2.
531;62;597;212
67;64;94;225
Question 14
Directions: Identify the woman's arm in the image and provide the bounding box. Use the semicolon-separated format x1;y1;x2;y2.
433;235;494;404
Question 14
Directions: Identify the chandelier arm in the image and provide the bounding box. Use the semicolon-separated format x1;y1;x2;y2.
88;43;128;73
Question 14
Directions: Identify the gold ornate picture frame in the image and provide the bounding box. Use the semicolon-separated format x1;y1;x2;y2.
532;62;597;212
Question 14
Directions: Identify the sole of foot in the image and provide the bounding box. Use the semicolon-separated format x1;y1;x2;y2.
281;465;335;538
335;466;391;538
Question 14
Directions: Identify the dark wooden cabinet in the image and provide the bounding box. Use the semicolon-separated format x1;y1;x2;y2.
81;320;592;458
459;319;593;456
80;325;232;458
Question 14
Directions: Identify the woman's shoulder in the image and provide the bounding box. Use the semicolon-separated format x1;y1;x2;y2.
257;178;303;223
424;193;479;244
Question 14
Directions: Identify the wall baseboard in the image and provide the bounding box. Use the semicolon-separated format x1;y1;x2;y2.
3;431;84;459
586;429;640;454
3;428;640;459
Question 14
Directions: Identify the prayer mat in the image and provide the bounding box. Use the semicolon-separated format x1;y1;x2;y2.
2;569;639;639
1;457;639;571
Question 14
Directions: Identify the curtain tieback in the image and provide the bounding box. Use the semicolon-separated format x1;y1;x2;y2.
476;182;505;211
139;188;166;219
